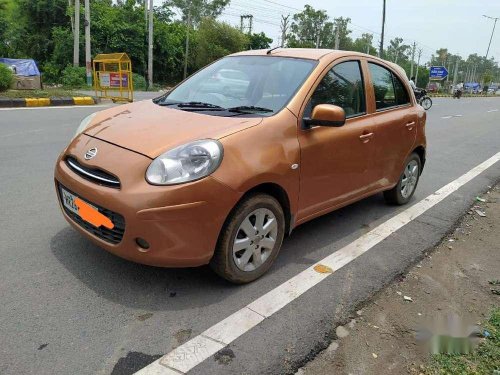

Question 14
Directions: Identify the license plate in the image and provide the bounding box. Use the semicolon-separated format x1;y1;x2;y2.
61;188;98;217
61;188;80;215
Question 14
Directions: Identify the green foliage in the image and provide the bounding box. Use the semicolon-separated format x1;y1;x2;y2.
61;65;86;88
41;62;62;84
0;63;13;91
167;0;230;26
249;32;273;50
132;73;147;90
194;18;249;70
428;308;500;375
288;5;334;48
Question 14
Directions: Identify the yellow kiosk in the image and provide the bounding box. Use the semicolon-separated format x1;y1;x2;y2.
93;53;134;102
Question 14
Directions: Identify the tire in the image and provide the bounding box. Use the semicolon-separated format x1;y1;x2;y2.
210;194;285;284
421;96;432;110
384;153;422;205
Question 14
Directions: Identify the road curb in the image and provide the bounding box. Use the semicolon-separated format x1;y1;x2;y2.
429;94;499;98
0;96;99;108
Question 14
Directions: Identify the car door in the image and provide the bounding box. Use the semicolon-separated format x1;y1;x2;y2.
296;59;378;223
366;62;418;188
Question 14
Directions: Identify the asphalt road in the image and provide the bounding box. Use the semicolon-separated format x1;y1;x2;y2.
1;97;499;375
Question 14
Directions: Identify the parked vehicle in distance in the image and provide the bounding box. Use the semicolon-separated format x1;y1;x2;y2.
55;49;427;283
426;82;438;93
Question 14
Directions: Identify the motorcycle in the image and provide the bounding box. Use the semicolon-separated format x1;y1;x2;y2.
453;89;463;99
415;89;432;110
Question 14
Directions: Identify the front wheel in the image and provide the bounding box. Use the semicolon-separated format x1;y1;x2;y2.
420;96;432;110
384;153;422;205
210;194;285;284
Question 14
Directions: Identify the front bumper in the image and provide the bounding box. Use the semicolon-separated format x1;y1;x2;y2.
54;134;241;267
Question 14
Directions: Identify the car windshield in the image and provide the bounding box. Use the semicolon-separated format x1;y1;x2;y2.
158;56;318;116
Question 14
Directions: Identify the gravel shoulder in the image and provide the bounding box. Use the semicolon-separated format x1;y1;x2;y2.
297;184;500;375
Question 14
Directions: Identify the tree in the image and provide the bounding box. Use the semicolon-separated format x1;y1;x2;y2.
386;37;410;64
287;5;334;48
248;32;272;50
194;18;248;70
351;33;377;55
333;17;352;50
166;0;230;26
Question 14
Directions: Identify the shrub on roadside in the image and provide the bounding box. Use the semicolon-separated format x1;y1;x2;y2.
0;63;13;91
132;73;147;90
61;65;86;88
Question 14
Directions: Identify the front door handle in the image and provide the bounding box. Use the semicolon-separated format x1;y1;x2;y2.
406;121;416;130
359;132;374;143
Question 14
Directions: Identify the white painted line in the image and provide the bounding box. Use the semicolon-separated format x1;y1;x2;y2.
0;104;111;111
441;116;452;119
136;152;500;375
487;109;499;113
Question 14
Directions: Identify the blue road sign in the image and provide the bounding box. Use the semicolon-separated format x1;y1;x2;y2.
429;66;449;80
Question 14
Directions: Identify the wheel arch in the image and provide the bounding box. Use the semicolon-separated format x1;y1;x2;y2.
412;145;426;173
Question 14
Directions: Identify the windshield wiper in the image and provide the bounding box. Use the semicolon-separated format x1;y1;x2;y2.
228;106;274;114
157;101;225;110
176;101;225;109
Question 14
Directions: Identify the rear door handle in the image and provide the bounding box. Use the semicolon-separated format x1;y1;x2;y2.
406;121;416;130
359;132;374;143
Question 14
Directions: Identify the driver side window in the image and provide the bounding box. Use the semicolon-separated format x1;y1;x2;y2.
306;60;366;118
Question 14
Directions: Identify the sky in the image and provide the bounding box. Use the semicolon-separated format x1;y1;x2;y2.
159;0;500;64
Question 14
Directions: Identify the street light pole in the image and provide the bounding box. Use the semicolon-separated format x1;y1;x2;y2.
73;0;80;67
483;15;499;60
148;0;153;88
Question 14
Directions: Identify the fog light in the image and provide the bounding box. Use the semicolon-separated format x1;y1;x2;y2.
135;237;150;250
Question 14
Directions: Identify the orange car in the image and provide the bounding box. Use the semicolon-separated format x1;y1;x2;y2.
55;49;426;283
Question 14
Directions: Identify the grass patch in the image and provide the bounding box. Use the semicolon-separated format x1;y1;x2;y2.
0;88;86;99
427;308;500;374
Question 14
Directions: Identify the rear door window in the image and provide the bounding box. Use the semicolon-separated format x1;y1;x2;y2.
368;63;396;110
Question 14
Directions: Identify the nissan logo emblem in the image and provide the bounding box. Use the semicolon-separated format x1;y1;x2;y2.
84;148;98;160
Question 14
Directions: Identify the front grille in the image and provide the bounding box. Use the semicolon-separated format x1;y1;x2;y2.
58;183;125;244
65;156;121;188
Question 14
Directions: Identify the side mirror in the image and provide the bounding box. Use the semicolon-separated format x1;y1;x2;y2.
303;104;346;128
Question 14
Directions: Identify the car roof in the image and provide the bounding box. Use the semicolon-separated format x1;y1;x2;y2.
229;48;370;61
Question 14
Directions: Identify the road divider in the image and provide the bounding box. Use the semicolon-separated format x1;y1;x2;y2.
136;151;500;375
0;96;98;108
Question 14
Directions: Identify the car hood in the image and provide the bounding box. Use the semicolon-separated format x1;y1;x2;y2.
83;100;262;159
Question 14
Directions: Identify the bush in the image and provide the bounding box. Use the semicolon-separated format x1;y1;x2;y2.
0;63;13;91
61;65;86;88
132;73;147;90
41;62;62;84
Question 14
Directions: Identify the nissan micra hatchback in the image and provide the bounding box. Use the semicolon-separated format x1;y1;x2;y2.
55;49;426;283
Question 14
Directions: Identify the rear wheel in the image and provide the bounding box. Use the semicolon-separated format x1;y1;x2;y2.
384;153;421;205
420;96;432;110
210;194;285;284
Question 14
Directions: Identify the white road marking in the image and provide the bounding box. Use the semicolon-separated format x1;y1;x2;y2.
136;152;500;375
487;109;499;113
0;104;111;111
441;114;463;119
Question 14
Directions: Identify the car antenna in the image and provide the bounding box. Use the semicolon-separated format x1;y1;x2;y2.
266;46;280;55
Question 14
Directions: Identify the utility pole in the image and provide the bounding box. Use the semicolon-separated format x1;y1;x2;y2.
183;8;191;80
280;15;290;47
451;58;459;93
483;15;499;60
84;0;91;86
73;0;80;67
334;27;340;49
144;0;148;27
410;42;416;78
379;0;386;58
415;48;422;85
148;0;153;88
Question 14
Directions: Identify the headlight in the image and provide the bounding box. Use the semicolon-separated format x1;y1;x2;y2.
146;139;223;185
73;113;97;140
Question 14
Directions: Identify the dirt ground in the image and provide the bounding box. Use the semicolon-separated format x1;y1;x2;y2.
297;185;500;375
